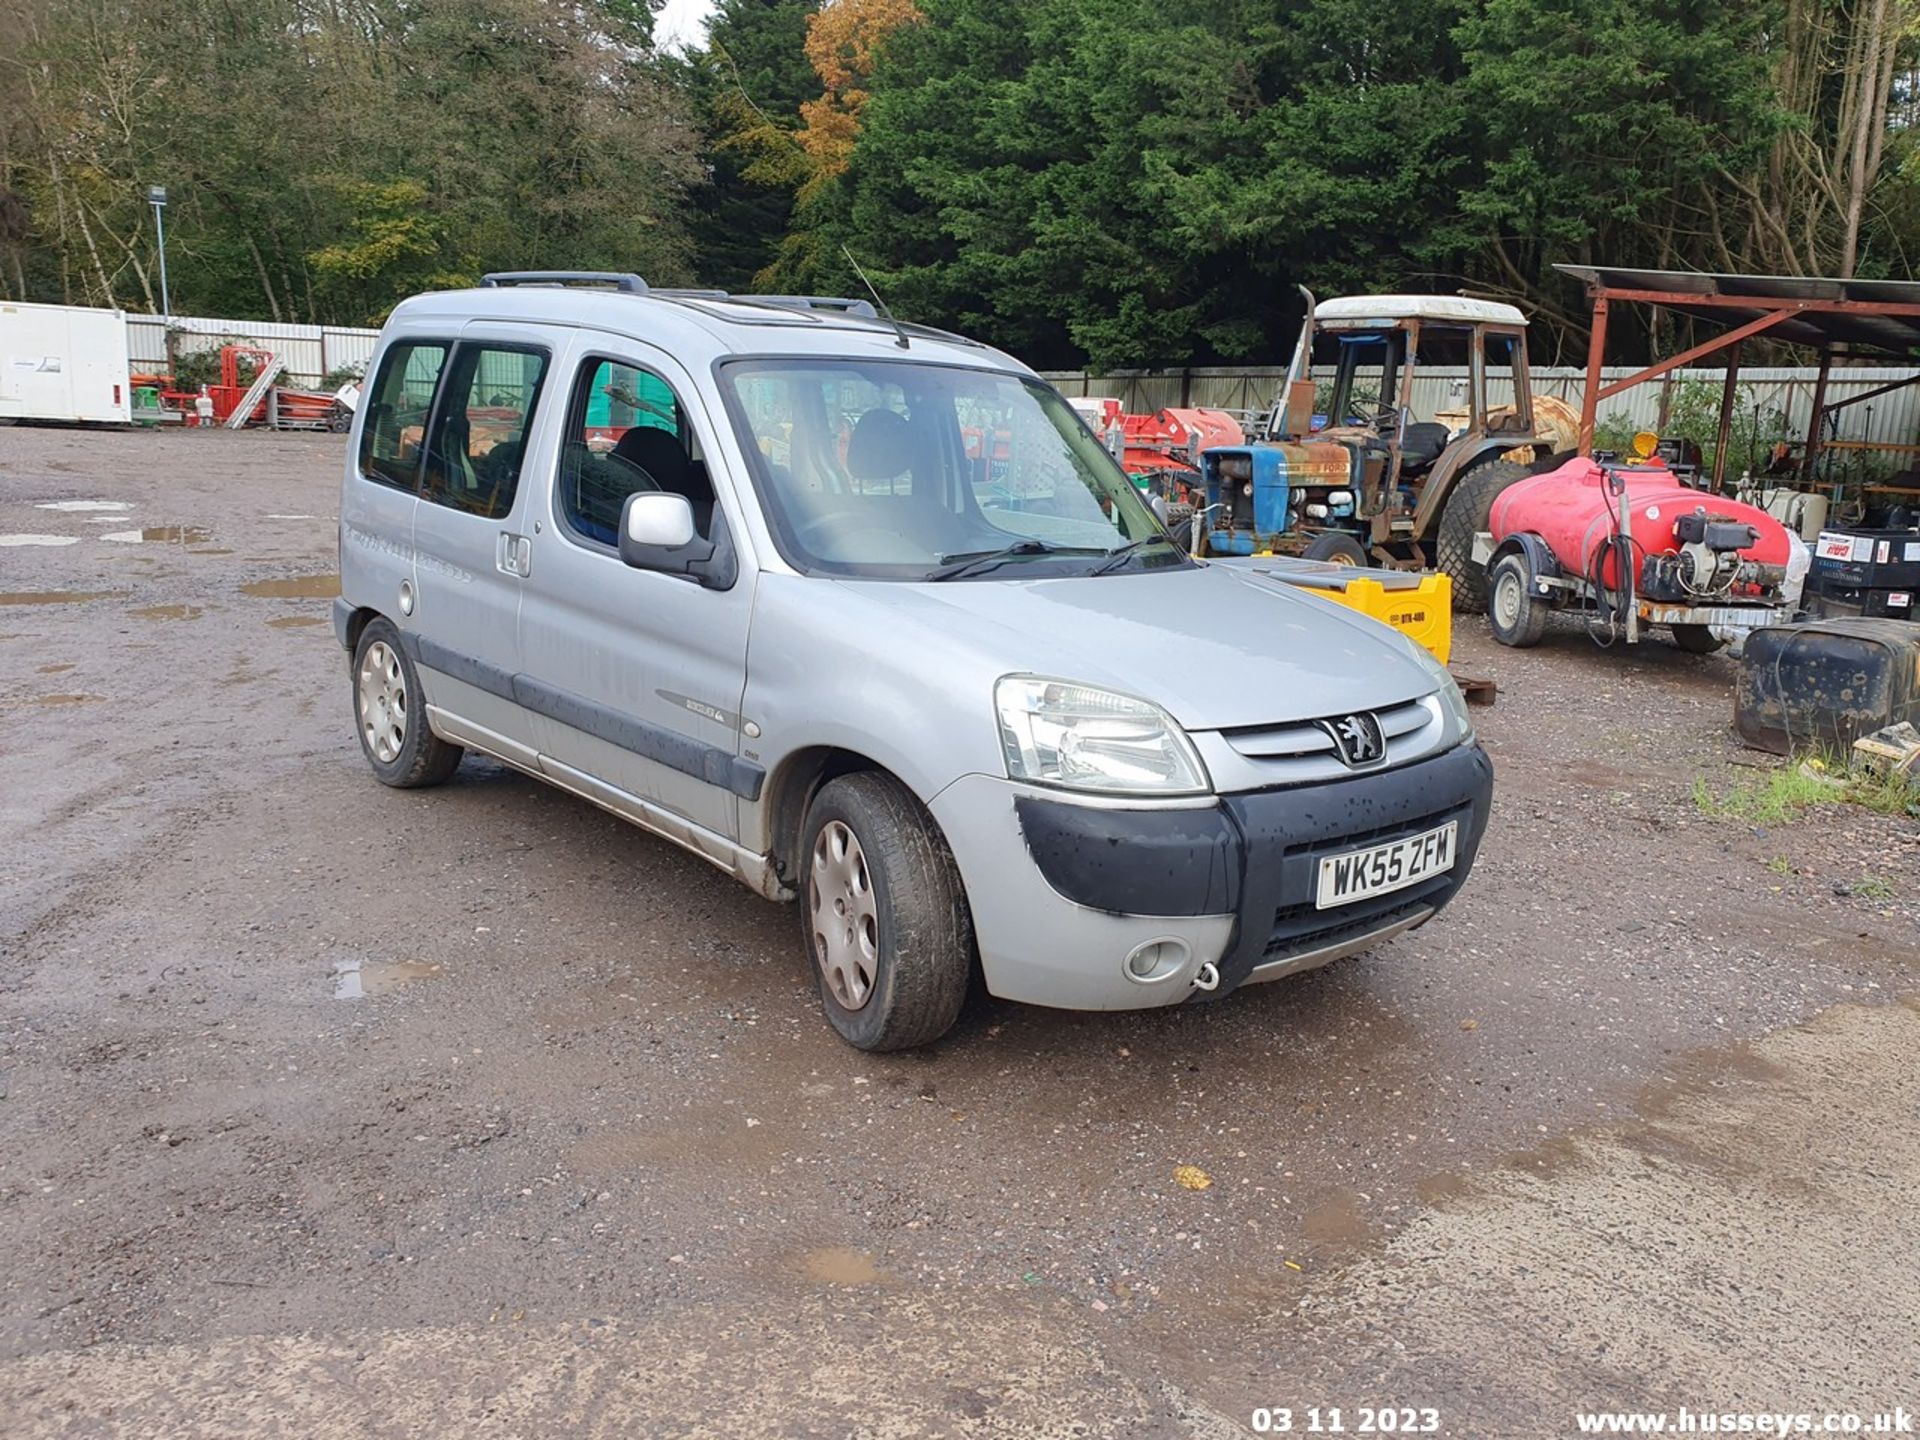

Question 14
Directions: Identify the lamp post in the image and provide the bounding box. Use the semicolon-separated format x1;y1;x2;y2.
146;185;171;321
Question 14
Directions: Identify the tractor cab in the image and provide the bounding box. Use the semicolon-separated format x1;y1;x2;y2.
1202;295;1567;593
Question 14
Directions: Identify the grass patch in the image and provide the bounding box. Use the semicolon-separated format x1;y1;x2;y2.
1855;875;1896;902
1693;756;1920;826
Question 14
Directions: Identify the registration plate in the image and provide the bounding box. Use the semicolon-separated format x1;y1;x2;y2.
1316;821;1457;909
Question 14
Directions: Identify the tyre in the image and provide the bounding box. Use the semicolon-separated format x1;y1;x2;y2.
1302;530;1370;566
1487;553;1548;647
1436;457;1531;612
801;772;973;1051
1670;624;1726;655
352;618;463;787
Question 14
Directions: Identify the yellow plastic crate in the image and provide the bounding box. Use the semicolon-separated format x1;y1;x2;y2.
1242;558;1454;665
1315;571;1453;665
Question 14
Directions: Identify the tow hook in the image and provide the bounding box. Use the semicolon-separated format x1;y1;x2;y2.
1193;961;1221;993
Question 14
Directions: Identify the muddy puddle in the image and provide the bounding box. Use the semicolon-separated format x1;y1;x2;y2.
36;694;103;706
333;958;441;1000
244;575;341;599
38;663;75;674
130;604;206;622
267;616;327;629
0;590;127;606
102;526;213;545
796;1247;890;1286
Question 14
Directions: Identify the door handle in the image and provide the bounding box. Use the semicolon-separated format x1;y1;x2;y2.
498;532;532;578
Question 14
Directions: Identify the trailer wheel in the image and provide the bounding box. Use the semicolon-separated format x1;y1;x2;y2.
1670;624;1726;655
1437;458;1531;612
1487;554;1548;648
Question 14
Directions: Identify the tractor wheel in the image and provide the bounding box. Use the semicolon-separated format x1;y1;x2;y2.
1670;624;1726;655
1487;554;1548;648
1303;531;1370;567
1437;458;1532;612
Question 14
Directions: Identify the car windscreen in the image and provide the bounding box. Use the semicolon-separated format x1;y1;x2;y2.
717;358;1185;580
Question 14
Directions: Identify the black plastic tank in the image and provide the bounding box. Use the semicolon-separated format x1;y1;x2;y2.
1736;617;1920;755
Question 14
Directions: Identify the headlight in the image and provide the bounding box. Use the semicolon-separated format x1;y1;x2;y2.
995;676;1211;795
1432;673;1476;748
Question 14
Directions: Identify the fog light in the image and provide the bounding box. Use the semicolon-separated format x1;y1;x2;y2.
1123;937;1191;983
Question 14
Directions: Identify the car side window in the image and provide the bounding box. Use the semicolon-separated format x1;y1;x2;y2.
559;356;718;548
419;344;549;519
358;341;448;492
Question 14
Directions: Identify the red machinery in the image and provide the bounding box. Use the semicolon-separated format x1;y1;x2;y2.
153;344;278;426
1077;400;1245;527
1478;450;1808;654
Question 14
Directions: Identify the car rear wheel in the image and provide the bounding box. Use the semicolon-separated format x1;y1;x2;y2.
1487;553;1547;648
801;772;973;1051
352;618;463;788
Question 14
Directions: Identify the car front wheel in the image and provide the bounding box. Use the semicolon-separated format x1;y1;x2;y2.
801;772;973;1051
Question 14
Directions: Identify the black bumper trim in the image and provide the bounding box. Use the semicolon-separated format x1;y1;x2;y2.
1015;795;1240;917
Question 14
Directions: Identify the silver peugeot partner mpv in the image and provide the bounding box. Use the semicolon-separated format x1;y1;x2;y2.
335;272;1492;1050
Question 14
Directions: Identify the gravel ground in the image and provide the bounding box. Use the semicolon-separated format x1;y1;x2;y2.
1;426;1916;1437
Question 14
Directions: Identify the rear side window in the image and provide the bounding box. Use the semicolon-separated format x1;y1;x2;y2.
358;342;448;492
420;345;550;518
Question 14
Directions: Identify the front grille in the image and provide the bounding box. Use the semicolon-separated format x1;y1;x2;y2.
1222;696;1431;761
1262;881;1449;959
1281;800;1469;859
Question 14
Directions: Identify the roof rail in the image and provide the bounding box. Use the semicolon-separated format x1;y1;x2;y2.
479;271;648;294
749;295;878;319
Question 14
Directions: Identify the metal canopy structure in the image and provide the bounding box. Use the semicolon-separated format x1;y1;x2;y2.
1556;264;1920;491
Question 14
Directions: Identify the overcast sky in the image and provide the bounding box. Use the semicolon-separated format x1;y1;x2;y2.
656;0;717;51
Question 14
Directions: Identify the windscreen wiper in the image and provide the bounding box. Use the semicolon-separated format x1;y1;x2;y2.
926;539;1098;581
1088;533;1176;576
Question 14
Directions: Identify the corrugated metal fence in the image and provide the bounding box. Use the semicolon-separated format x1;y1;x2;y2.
1040;365;1920;449
126;314;380;388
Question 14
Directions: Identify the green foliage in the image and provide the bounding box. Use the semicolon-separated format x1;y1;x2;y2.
168;340;259;390
1662;379;1788;484
0;0;699;320
819;0;1806;368
683;0;823;291
1693;756;1920;825
4;0;1917;376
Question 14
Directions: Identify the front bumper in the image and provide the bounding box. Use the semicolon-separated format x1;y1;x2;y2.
930;742;1493;1011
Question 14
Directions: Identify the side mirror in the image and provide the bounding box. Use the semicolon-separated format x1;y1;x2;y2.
617;490;737;589
623;490;696;550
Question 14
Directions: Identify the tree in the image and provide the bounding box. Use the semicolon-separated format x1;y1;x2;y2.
0;0;701;321
684;0;823;290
